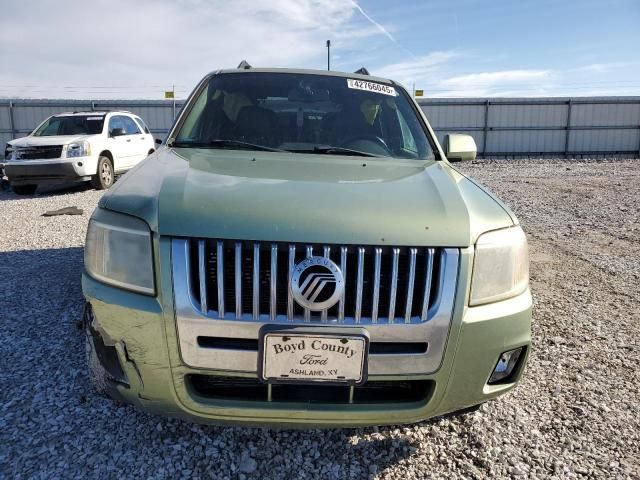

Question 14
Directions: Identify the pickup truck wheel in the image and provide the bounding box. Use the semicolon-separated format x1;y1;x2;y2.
12;184;37;195
85;326;111;396
91;156;114;190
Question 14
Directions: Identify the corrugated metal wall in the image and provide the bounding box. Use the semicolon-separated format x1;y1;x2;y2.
0;99;185;153
420;97;640;157
1;97;639;157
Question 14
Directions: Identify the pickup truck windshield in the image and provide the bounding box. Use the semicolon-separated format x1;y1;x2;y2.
33;115;105;136
174;72;435;160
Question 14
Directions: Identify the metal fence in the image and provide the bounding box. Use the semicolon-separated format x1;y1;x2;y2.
0;99;186;153
2;97;639;158
419;97;640;157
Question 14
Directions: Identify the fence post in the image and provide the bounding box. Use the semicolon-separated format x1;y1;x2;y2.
482;99;490;156
8;100;16;139
564;99;572;157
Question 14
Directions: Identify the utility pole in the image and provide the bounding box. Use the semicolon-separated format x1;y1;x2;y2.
172;84;176;120
326;40;331;71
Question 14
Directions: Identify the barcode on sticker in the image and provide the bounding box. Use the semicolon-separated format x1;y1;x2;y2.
347;79;396;96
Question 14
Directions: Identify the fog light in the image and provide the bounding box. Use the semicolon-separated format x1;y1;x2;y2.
488;347;524;384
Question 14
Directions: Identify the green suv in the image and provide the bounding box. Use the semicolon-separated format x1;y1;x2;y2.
82;68;531;427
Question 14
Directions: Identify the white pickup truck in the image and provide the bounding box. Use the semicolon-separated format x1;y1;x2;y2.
4;111;156;194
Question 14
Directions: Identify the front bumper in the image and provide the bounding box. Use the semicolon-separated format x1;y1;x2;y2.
82;240;532;427
5;158;93;185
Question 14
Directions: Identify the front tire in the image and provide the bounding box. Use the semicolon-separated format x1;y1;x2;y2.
91;156;114;190
12;184;37;195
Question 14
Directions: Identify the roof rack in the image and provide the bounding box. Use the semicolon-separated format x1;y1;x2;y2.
237;60;252;70
354;67;370;75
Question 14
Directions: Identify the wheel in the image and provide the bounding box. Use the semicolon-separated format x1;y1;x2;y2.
12;184;37;195
85;324;111;396
91;156;114;190
341;134;392;156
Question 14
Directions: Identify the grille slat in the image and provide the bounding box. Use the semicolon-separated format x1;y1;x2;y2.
198;240;208;314
287;245;295;320
339;247;347;321
235;242;242;319
216;241;225;317
252;244;260;320
421;248;435;321
371;248;382;323
355;247;365;324
187;240;446;325
405;248;417;323
388;248;400;323
270;244;278;321
321;246;331;322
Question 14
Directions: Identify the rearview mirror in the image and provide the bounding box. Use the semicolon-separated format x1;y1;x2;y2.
155;138;162;145
110;127;126;137
444;134;477;162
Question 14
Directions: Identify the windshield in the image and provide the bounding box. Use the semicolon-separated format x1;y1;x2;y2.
174;72;435;160
33;115;105;136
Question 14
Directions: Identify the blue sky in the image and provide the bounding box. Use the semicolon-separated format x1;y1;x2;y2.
1;0;639;98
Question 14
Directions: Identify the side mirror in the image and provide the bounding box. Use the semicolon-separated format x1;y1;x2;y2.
444;134;477;162
155;138;162;145
110;127;126;137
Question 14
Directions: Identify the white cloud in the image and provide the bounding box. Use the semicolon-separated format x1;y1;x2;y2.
373;51;459;87
434;69;552;96
0;0;392;99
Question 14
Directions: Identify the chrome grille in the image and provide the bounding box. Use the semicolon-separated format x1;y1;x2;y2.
184;239;453;324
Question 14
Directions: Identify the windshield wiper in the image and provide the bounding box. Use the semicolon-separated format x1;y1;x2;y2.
169;139;283;152
287;145;380;157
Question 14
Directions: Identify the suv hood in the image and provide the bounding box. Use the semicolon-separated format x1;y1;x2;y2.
101;149;515;247
9;135;93;147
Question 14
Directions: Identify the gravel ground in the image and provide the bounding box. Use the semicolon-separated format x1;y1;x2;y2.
0;159;638;479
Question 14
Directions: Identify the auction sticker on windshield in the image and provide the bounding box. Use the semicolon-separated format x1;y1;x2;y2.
347;79;396;96
261;333;367;384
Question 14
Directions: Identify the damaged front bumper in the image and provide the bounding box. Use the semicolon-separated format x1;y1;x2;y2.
81;244;532;427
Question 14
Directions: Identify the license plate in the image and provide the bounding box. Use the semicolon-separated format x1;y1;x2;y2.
261;333;367;384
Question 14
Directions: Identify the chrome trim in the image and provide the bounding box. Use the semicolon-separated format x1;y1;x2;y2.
371;248;382;323
338;247;347;322
321;246;331;322
404;248;417;323
235;242;242;319
354;247;365;324
287;245;295;320
172;239;461;376
186;240;451;325
252;243;260;320
304;245;313;322
270;244;278;321
216;241;224;318
198;240;207;314
421;248;435;321
388;248;399;323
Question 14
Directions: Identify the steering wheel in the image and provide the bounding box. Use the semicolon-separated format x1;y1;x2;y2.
341;134;392;156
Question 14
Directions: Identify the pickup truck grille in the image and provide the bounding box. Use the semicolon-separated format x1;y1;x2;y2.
184;239;451;325
15;145;63;160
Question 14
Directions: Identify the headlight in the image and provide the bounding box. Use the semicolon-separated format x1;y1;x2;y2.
84;209;155;295
5;144;14;161
469;226;529;306
66;140;91;158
